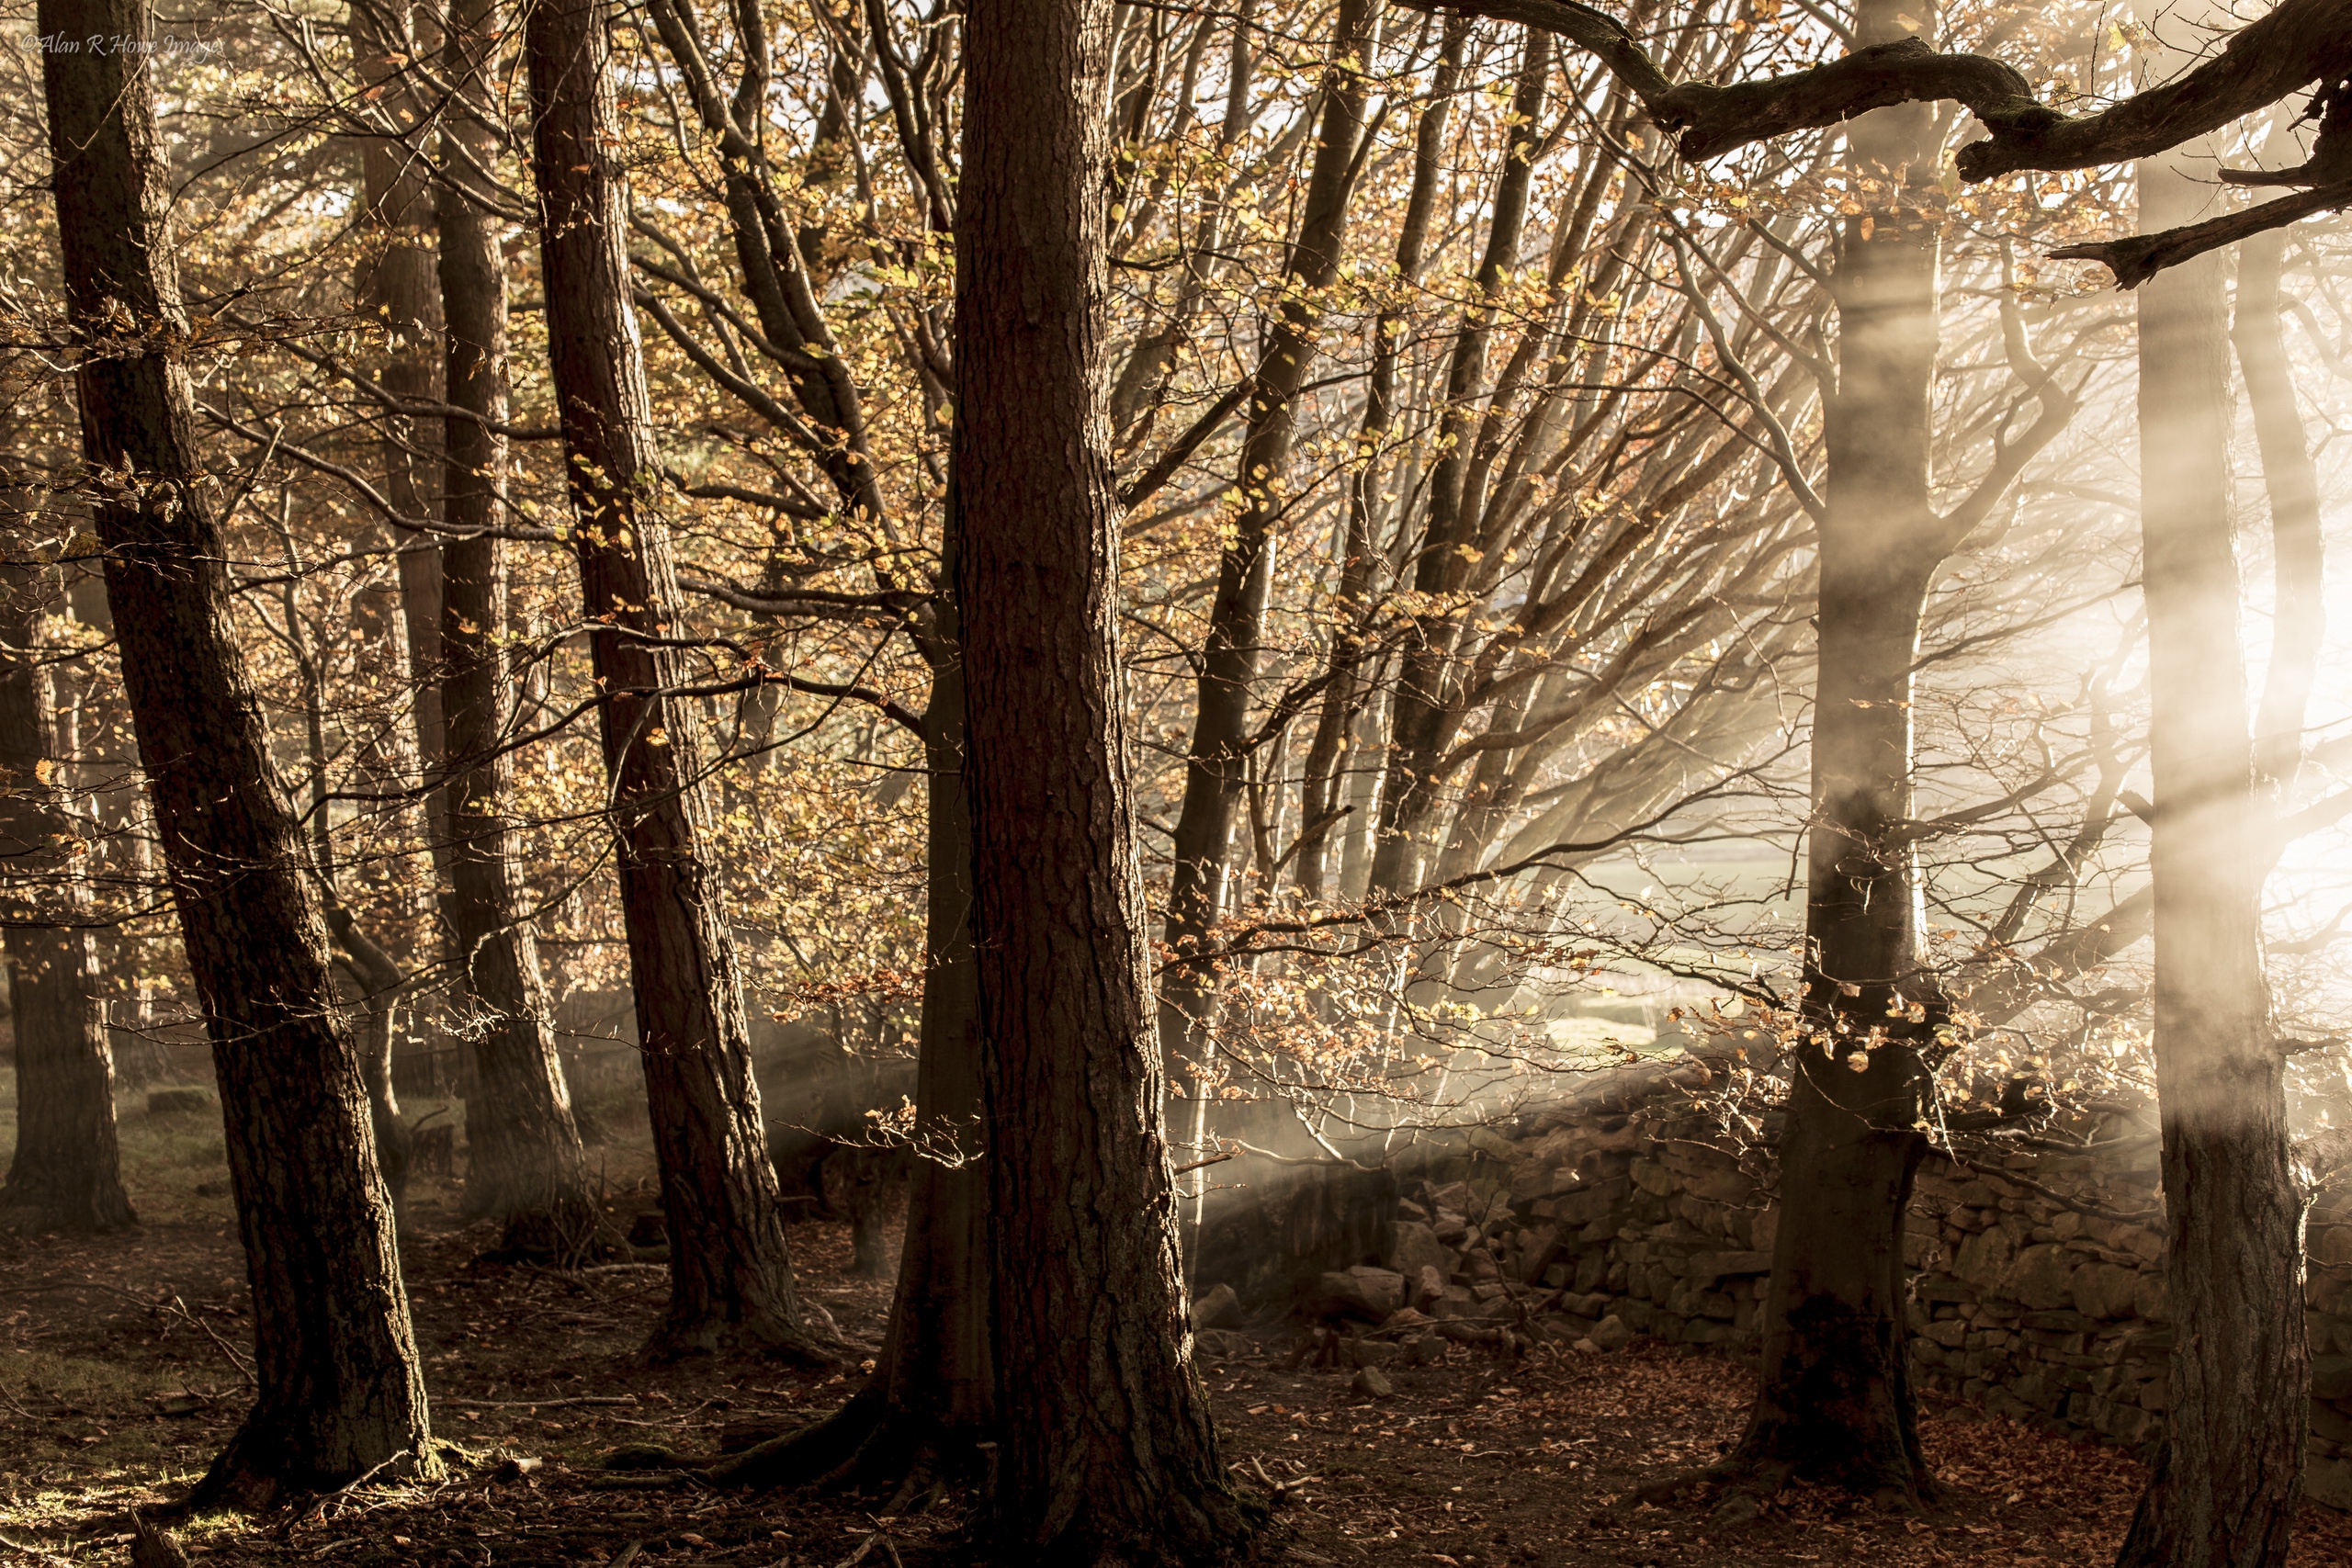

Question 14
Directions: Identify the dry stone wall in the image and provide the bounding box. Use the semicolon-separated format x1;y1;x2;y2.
1250;1048;2352;1510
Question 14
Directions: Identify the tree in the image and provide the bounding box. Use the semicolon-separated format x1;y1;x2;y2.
0;557;132;1235
2112;62;2307;1568
439;0;602;1260
37;0;430;1506
955;0;1259;1556
523;0;829;1359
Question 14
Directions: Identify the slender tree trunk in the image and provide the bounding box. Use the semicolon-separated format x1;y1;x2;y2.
956;0;1256;1556
1159;0;1377;1038
2111;150;2306;1568
1727;0;1941;1503
1367;34;1548;898
37;0;430;1506
1293;20;1464;907
439;0;600;1260
524;0;826;1359
2233;226;2324;789
352;0;458;963
712;661;990;1492
0;562;131;1235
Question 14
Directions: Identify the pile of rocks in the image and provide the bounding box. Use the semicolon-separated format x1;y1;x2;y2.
1199;1044;2352;1508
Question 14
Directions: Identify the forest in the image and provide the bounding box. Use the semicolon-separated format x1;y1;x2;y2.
2;0;2352;1564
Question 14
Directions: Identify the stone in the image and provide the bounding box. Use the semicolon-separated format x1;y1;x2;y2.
1515;1224;1566;1283
2132;1271;2169;1322
1589;1314;1633;1352
1196;1328;1251;1360
1385;1221;1454;1281
1954;1225;2018;1291
1687;1250;1772;1283
1350;1365;1396;1399
1412;1265;1447;1310
2306;1454;2352;1511
2000;1244;2076;1311
1316;1266;1406;1321
1340;1337;1401;1370
1921;1317;1968;1348
2316;1226;2352;1268
1192;1283;1246;1331
2070;1262;2142;1321
2312;1356;2352;1404
1570;1337;1600;1354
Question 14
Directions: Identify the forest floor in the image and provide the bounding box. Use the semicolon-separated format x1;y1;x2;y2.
5;1094;2352;1566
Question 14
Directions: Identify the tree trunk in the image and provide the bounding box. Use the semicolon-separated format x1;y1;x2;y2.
1293;20;1464;907
710;665;990;1493
0;563;132;1235
439;0;601;1262
524;0;826;1359
352;0;458;967
2233;224;2324;788
1159;0;1377;1056
956;0;1257;1557
38;0;430;1506
2111;150;2307;1568
1366;34;1549;898
1728;0;1940;1504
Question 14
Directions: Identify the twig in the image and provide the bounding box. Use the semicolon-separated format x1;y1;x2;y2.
440;1395;640;1409
164;1294;258;1387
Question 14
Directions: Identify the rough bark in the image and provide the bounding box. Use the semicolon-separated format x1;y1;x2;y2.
439;0;601;1262
2110;148;2307;1568
955;0;1258;1556
37;0;430;1506
1725;0;1941;1505
0;562;132;1235
523;0;826;1359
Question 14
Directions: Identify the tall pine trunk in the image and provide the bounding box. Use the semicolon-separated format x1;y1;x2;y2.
524;0;826;1358
0;561;131;1235
438;0;600;1261
1728;0;1941;1502
2111;149;2307;1568
956;0;1256;1557
38;0;429;1506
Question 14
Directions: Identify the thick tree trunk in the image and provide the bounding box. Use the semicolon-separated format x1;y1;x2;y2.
956;0;1256;1558
1159;0;1377;1057
438;0;600;1261
524;0;825;1359
37;0;430;1506
0;564;131;1234
1729;0;1940;1503
2111;151;2307;1568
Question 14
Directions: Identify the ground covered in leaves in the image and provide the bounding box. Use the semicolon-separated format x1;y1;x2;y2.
5;1099;2351;1566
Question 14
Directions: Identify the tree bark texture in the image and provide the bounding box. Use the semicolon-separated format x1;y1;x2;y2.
439;0;599;1261
955;0;1256;1557
524;0;823;1357
1732;0;1939;1502
2111;149;2307;1568
0;563;132;1234
37;0;429;1505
